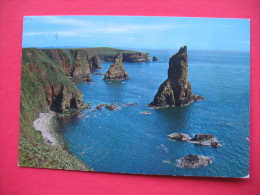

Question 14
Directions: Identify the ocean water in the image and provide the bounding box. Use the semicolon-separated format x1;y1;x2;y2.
59;49;250;177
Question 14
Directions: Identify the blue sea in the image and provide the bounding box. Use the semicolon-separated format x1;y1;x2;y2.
59;49;250;178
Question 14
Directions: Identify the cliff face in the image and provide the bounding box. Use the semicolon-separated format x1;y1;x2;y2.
41;49;102;82
148;46;204;107
42;49;91;77
90;55;101;70
20;48;90;170
103;52;129;80
21;48;88;115
102;52;150;62
85;47;150;63
122;52;150;62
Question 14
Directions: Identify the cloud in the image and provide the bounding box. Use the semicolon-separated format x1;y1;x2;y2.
24;22;186;38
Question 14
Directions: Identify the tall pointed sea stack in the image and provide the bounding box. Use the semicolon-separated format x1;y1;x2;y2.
148;46;204;107
103;52;129;80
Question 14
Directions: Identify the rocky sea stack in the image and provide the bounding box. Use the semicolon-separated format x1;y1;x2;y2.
152;56;158;61
103;52;129;80
148;46;204;107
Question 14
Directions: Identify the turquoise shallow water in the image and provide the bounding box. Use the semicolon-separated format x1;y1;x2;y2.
59;49;250;177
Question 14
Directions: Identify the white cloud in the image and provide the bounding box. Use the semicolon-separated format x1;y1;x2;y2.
24;16;200;38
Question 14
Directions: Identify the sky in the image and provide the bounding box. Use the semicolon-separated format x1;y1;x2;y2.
22;16;250;51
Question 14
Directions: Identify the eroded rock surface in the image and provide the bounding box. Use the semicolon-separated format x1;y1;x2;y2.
148;46;204;108
168;133;221;148
190;134;221;148
178;154;212;168
96;103;122;111
90;55;101;70
122;52;150;62
104;52;129;80
167;133;191;141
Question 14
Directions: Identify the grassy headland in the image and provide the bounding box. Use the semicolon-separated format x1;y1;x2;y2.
19;48;90;170
19;47;149;170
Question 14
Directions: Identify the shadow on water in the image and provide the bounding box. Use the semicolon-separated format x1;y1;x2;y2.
152;105;192;134
56;115;81;132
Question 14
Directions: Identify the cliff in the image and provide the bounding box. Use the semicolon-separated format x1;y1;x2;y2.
41;49;101;82
103;52;129;80
90;55;101;70
19;48;90;170
85;47;150;62
122;52;150;62
148;46;204;107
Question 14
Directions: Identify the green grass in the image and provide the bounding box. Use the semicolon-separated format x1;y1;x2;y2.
19;47;143;171
83;47;143;61
19;48;91;171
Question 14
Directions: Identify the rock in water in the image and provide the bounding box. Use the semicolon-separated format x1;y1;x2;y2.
178;154;212;168
104;52;129;80
90;55;101;70
148;46;204;107
167;133;191;141
190;134;221;148
152;56;158;61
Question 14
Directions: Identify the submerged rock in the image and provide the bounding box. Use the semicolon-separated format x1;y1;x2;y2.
96;104;108;110
148;46;204;108
104;52;129;80
178;154;212;168
167;133;191;141
125;102;140;106
94;73;105;75
140;111;151;115
105;103;122;111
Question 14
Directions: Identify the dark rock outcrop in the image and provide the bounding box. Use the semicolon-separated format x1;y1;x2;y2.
102;52;150;62
148;46;204;108
190;134;221;148
122;52;150;62
152;56;158;61
178;155;212;168
167;133;191;141
103;52;129;80
96;103;121;111
168;133;221;148
90;55;101;70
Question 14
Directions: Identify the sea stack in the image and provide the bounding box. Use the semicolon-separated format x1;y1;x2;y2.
152;56;158;61
90;55;101;70
148;46;204;107
103;52;129;80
